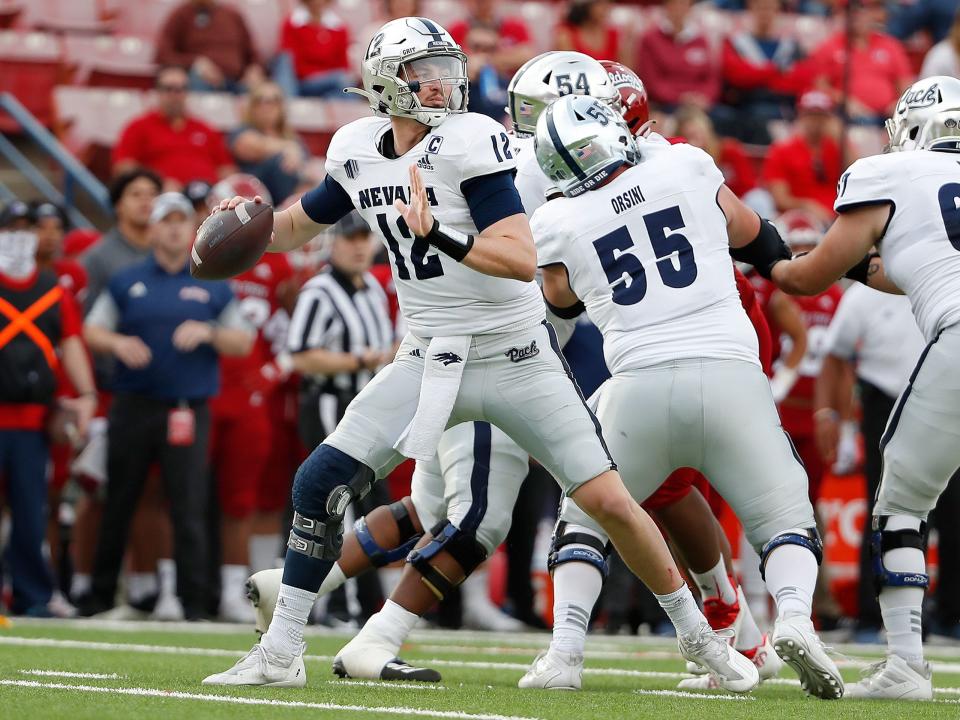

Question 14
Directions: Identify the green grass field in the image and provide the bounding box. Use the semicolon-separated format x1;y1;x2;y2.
1;620;959;719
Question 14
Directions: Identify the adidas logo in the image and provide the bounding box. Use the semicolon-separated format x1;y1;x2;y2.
416;155;435;171
409;348;423;358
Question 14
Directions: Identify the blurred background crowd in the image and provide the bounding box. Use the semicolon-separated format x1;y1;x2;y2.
0;0;959;642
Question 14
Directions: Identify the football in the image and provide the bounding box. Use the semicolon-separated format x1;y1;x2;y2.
189;201;274;280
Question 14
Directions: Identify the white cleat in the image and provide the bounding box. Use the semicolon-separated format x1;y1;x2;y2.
333;634;440;682
677;622;759;694
247;568;283;634
462;601;526;632
151;594;184;622
202;644;306;687
518;650;583;690
772;615;843;699
220;593;256;624
678;633;783;690
844;654;932;700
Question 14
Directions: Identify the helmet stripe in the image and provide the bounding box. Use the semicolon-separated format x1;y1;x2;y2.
418;17;445;43
545;103;587;181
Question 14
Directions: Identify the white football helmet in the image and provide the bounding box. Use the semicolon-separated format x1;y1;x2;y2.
507;51;620;137
886;76;960;152
347;17;468;127
534;94;639;198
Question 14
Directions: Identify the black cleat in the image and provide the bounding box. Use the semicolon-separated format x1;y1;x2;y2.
332;656;441;682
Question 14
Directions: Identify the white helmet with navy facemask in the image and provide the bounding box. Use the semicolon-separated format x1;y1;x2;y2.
886;76;960;152
347;17;468;128
507;51;620;137
534;94;639;198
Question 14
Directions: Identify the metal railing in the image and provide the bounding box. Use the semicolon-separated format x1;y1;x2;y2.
0;92;110;228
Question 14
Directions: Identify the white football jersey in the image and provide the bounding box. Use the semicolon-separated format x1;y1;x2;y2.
513;135;553;217
835;150;960;341
324;113;544;338
531;142;759;373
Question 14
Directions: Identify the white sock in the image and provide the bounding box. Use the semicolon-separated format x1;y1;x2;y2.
70;573;91;599
249;534;282;573
156;559;177;599
261;583;315;658
734;591;764;651
352;599;419;655
764;543;817;620
691;557;737;604
549;559;603;656
318;563;347;596
738;532;770;629
378;566;403;596
462;568;495;612
655;583;705;638
126;572;158;604
879;516;926;665
220;564;248;604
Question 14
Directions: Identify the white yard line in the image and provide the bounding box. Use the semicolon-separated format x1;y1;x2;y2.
328;679;446;691
0;680;538;720
634;689;753;701
19;669;122;680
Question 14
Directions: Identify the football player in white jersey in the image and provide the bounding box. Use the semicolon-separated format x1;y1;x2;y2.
768;76;960;700
507;56;777;691
528;95;843;700
203;17;756;692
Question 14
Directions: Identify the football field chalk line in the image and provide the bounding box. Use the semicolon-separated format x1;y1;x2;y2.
634;689;753;701
9;636;960;683
0;680;541;720
19;669;123;680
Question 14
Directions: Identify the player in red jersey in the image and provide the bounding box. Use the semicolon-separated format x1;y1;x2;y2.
209;250;296;621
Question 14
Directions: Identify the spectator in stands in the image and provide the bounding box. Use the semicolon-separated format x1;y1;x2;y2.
81;169;162;314
637;0;732;131
920;8;960;79
448;0;534;119
889;0;957;44
381;0;421;20
184;180;214;230
809;0;912;125
80;193;253;621
31;202;87;304
112;66;236;188
556;0;626;65
155;0;263;94
275;0;352;99
229;82;310;205
0;201;32;231
0;226;97;616
722;0;814;143
674;105;761;200
762;89;841;223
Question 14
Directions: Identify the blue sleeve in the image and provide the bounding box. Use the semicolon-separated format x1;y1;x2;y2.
212;281;234;315
300;174;355;225
460;169;525;233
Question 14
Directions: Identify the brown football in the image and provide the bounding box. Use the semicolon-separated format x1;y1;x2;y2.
189;201;273;280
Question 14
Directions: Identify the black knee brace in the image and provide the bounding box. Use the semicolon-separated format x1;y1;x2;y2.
547;521;610;577
759;527;823;580
872;516;929;592
407;520;488;600
287;444;375;561
355;500;422;568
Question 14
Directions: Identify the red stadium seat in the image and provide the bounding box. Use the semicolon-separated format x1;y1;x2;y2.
0;0;23;29
63;35;156;89
287;97;333;156
111;0;179;39
53;85;144;179
185;91;240;132
20;0;114;34
223;0;296;62
0;30;64;130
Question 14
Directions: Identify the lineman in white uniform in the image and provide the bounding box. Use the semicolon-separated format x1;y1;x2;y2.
203;17;756;692
529;95;843;699
771;76;960;700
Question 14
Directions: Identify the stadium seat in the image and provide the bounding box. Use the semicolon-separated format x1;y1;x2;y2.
20;0;114;34
0;30;64;130
288;97;333;156
185;91;240;132
507;1;561;55
0;0;22;29
63;35;156;89
223;0;295;62
111;0;179;39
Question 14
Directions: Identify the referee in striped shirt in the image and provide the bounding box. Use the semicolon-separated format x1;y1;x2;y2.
286;211;394;622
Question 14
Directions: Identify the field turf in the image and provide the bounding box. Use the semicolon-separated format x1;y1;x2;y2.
1;619;959;719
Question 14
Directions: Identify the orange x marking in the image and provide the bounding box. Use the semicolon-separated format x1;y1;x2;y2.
0;286;63;369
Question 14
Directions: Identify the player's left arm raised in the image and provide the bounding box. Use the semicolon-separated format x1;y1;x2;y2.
395;164;536;282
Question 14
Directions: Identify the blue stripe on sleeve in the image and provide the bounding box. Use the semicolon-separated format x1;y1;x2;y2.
300;174;355;225
461;169;525;232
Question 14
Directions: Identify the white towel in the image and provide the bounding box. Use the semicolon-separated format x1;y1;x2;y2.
395;335;471;461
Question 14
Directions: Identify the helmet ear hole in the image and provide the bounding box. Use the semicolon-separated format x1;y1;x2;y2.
909;126;919;140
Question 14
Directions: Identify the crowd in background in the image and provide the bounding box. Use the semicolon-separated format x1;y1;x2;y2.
1;0;960;638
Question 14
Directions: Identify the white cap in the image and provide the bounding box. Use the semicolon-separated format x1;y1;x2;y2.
150;192;194;224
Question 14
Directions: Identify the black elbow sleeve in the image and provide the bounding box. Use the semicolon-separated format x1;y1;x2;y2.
730;217;792;280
